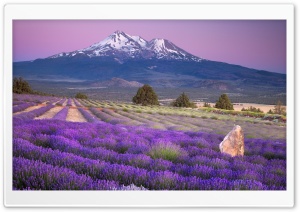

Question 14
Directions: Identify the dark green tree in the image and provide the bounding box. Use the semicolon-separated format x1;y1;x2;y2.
132;84;159;106
75;92;88;99
13;77;33;94
172;92;196;108
215;93;234;110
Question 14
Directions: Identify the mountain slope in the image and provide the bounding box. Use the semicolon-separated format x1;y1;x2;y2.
91;78;143;88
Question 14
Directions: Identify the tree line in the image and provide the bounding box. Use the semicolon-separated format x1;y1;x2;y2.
13;78;285;115
131;84;286;115
132;84;233;110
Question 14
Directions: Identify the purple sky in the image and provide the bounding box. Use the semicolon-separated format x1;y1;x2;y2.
13;20;286;73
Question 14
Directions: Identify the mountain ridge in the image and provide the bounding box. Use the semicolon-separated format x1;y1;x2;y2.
48;30;202;62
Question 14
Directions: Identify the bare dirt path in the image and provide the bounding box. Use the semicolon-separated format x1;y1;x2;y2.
66;108;87;122
52;99;63;105
35;106;63;120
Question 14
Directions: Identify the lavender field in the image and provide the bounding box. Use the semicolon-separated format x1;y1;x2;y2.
13;94;286;190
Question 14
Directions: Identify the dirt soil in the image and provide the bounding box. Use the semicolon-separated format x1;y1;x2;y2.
66;108;87;122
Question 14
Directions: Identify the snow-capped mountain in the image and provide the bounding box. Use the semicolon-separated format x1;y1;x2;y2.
14;30;286;93
49;30;202;62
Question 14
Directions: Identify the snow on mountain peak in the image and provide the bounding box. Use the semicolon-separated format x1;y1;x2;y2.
131;35;147;47
148;38;168;52
48;30;203;62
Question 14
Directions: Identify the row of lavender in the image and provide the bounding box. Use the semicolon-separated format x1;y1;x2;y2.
13;94;285;140
13;93;61;104
13;119;286;190
13;102;36;113
12;98;286;161
13;94;75;109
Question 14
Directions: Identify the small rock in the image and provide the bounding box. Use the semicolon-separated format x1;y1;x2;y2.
219;125;244;157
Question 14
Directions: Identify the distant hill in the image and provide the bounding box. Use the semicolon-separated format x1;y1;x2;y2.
91;77;143;88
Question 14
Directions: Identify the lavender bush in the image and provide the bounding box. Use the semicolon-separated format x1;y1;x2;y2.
56;98;66;105
52;107;69;121
13;118;286;190
73;99;83;107
14;104;55;121
13;93;60;104
78;108;103;123
12;94;286;190
13;102;36;113
13;157;119;190
66;98;73;106
13;101;26;106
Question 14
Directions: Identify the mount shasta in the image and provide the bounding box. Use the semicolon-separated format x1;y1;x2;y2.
14;30;285;90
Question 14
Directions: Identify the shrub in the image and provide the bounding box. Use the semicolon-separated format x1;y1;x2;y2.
241;106;263;113
75;93;88;99
147;141;186;162
132;84;159;106
203;102;212;108
215;94;234;110
171;92;196;108
13;77;33;94
246;134;255;139
273;101;286;116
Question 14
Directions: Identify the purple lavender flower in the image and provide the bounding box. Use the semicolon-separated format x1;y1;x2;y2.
13;102;36;113
78;108;102;123
12;110;286;190
66;98;73;106
13;157;119;190
52;107;69;121
14;104;55;121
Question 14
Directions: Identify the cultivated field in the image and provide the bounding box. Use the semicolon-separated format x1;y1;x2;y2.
13;94;286;190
